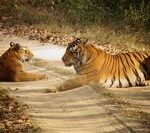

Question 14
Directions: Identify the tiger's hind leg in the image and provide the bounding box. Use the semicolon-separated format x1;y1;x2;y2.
144;80;150;86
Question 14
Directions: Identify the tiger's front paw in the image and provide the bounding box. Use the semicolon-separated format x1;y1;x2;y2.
45;83;66;93
40;73;49;80
45;88;57;93
44;74;49;80
45;85;61;93
56;85;66;92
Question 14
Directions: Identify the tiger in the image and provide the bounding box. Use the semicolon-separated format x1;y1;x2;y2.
54;38;150;92
0;42;46;81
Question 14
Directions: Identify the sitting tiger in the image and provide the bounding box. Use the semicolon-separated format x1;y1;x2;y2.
54;38;150;92
0;42;46;81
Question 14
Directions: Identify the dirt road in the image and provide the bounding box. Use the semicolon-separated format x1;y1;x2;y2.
0;34;149;132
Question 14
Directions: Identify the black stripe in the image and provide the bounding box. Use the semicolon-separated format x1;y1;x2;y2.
110;55;115;75
132;53;143;62
125;75;132;87
119;80;122;87
110;78;115;87
119;54;131;87
125;53;142;81
86;53;93;63
126;53;136;66
123;54;132;69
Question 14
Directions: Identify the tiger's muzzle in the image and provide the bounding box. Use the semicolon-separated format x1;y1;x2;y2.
62;57;72;66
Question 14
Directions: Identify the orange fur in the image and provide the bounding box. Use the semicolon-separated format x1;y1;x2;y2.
58;38;150;92
0;42;46;81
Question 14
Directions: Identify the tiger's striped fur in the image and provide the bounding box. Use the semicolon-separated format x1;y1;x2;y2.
59;38;150;91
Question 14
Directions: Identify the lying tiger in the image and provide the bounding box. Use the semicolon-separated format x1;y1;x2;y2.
0;42;46;81
54;38;150;92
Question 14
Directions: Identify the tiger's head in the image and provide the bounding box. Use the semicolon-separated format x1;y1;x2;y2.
8;42;33;62
62;38;88;67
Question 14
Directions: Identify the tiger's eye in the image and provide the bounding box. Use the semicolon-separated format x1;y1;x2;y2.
25;49;28;53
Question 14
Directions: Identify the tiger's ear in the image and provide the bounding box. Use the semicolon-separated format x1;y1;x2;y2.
75;38;88;44
10;42;21;51
10;42;15;47
15;43;21;50
14;43;21;51
75;38;81;43
81;38;88;44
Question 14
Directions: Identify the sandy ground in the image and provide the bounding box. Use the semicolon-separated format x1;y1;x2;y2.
0;33;150;133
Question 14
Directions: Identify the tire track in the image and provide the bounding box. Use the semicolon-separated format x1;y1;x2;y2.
0;60;142;133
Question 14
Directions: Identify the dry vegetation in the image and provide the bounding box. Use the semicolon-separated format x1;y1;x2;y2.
0;88;40;132
0;0;150;53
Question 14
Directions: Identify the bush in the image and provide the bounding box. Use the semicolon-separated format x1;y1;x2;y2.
125;0;150;30
0;0;149;31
